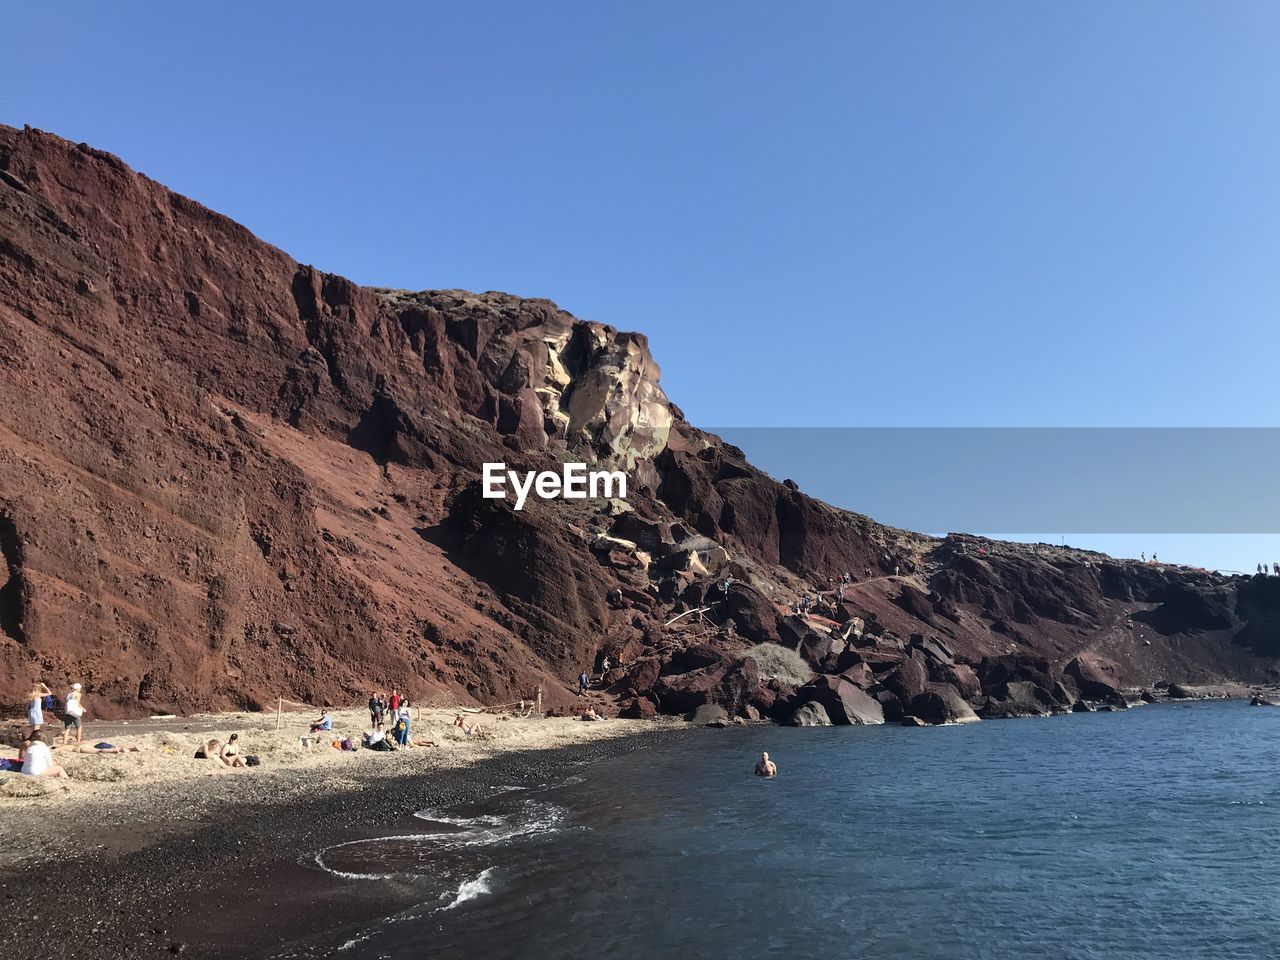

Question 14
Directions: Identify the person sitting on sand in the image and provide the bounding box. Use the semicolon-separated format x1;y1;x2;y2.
453;714;484;737
194;738;221;760
20;731;67;779
310;708;333;733
579;707;608;721
754;751;777;778
220;733;247;768
365;723;395;752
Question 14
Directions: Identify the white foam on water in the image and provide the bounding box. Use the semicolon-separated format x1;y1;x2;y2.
313;833;437;880
314;801;567;882
337;929;377;952
442;866;497;911
413;809;506;827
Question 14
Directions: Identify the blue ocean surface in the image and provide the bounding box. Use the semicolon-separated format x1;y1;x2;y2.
301;701;1280;959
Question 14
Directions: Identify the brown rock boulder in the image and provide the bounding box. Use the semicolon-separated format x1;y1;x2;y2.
884;650;930;703
652;655;760;717
619;697;657;720
627;658;662;695
909;683;980;724
932;661;981;699
978;680;1059;719
722;584;782;643
778;616;839;668
798;675;885;725
1065;653;1122;700
788;702;832;726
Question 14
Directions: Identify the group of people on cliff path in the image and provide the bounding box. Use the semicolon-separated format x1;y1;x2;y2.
1256;563;1279;576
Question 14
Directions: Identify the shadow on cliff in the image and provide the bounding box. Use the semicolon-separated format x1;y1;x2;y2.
0;508;24;643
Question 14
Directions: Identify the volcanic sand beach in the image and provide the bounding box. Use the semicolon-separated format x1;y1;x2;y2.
0;704;676;960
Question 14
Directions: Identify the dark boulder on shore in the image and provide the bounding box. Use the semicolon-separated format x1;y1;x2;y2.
652;656;760;717
884;651;931;704
689;703;729;726
908;684;981;725
619;697;658;719
797;675;885;725
978;680;1060;719
788;702;832;726
1065;653;1122;700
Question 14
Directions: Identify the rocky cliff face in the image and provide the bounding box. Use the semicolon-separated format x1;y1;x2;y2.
1;123;1277;720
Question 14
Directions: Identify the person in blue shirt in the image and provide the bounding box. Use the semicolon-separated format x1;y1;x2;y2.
309;707;333;733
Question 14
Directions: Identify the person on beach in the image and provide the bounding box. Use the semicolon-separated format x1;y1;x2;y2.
220;733;247;768
27;681;52;730
70;742;139;754
389;689;402;715
754;751;777;778
368;693;381;727
62;682;86;745
20;731;67;779
396;699;412;748
600;656;611;680
310;708;333;733
365;723;395;751
453;714;484;737
578;671;589;696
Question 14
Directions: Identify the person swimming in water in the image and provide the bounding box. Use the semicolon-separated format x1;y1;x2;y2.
754;751;777;778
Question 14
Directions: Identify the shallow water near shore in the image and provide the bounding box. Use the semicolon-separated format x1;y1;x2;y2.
284;701;1280;959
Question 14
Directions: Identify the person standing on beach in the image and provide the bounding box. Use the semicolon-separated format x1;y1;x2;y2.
390;689;402;716
578;670;589;696
61;683;85;745
754;752;777;778
27;681;51;731
396;698;412;748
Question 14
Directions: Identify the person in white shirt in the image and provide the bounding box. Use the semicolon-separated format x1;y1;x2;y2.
365;722;394;751
62;682;86;745
20;731;67;779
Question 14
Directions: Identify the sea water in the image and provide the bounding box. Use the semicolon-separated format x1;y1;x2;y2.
304;701;1280;959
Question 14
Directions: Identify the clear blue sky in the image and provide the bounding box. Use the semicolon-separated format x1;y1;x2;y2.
5;2;1279;570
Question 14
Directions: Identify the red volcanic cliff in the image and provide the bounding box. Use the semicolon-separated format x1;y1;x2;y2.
1;124;1277;722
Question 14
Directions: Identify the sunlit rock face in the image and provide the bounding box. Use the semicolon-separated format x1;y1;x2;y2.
557;324;673;467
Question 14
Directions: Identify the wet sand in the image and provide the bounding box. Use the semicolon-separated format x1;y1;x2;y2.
0;706;676;960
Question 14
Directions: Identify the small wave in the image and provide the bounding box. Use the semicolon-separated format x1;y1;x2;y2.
315;801;566;882
337;929;377;952
413;809;506;827
313;833;438;880
442;866;497;910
